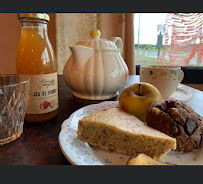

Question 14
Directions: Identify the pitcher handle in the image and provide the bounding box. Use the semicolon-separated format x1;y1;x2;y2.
110;37;123;55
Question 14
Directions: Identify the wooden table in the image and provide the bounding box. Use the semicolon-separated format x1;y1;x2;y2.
0;75;203;165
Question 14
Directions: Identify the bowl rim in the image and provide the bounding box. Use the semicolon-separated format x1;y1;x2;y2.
0;74;30;89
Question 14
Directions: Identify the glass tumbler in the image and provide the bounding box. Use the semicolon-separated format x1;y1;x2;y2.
0;75;30;145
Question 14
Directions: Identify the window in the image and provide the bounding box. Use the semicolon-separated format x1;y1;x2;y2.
134;13;203;84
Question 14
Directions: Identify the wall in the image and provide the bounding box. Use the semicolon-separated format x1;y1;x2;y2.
0;13;56;74
0;13;21;74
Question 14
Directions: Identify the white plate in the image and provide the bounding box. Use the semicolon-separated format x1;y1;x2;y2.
58;101;203;165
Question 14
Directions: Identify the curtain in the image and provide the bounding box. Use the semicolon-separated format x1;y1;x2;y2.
56;13;98;74
56;13;135;75
98;13;135;75
157;13;203;66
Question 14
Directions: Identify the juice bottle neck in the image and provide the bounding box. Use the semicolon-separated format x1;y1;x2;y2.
20;18;48;26
20;19;49;38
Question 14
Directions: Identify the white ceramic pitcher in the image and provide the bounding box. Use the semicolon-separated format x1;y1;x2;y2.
63;29;129;100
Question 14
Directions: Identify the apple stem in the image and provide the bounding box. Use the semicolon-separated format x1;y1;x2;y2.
139;83;141;95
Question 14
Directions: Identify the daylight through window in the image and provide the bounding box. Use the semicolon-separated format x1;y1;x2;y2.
134;13;203;67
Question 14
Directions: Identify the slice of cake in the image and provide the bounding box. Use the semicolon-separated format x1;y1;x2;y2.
77;107;176;160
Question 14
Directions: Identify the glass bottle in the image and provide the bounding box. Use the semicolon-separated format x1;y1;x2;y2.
16;13;58;123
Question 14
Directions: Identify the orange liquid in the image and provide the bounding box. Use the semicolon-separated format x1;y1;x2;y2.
16;26;58;122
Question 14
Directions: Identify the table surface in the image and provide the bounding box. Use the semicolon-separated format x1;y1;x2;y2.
0;75;203;165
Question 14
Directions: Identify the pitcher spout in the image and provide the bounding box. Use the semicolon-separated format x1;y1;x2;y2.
69;45;94;66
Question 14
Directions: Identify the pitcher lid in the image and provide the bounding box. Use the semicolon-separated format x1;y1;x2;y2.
75;29;119;50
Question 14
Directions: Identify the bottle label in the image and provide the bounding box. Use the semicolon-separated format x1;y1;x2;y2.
26;72;59;114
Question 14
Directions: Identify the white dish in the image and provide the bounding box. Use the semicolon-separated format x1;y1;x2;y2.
58;101;203;165
171;87;192;102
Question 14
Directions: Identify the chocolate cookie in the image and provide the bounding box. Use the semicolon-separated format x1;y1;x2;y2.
146;99;203;152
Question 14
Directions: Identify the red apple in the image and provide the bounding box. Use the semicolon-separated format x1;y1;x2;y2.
119;82;162;122
42;101;50;109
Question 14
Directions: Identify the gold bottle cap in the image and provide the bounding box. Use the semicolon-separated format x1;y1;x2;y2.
18;13;50;22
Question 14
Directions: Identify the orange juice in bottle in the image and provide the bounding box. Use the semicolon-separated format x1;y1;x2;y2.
16;13;58;123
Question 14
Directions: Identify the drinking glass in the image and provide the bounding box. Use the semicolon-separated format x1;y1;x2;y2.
0;74;30;145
